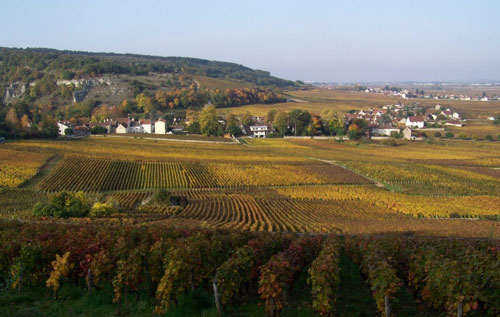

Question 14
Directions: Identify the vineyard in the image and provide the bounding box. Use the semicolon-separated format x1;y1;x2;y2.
0;221;498;316
0;148;51;187
37;156;371;192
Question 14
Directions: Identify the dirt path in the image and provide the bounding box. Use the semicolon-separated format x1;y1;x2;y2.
90;134;238;145
20;155;61;189
307;157;385;188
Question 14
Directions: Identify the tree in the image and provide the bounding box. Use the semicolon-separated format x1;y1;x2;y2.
91;126;108;134
327;113;345;136
136;93;154;114
187;121;201;134
20;114;30;129
39;115;59;138
64;128;74;136
444;132;454;138
265;110;277;123
199;105;222;136
348;124;362;140
485;134;493;141
309;115;323;136
437;114;446;121
5;107;19;128
434;132;442;138
225;113;238;127
226;124;242;137
241;111;254;126
274;111;288;135
289;109;311;136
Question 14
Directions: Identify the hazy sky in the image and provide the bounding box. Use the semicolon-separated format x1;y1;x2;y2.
1;0;499;82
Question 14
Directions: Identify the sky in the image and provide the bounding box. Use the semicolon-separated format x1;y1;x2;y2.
1;0;499;82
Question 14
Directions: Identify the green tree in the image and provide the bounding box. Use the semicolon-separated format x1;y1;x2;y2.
64;128;73;136
265;110;277;123
199;105;220;136
289;109;311;136
226;124;242;136
444;132;454;138
241;111;254;126
187;121;201;134
274;110;288;135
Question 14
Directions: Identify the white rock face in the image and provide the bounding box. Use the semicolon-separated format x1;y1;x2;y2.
56;77;115;102
4;82;29;102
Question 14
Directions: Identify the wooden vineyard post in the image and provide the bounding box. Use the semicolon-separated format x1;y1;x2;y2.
212;278;222;317
457;301;463;317
86;268;92;294
384;295;391;317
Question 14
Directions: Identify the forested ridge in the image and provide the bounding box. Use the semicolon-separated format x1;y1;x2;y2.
0;47;295;87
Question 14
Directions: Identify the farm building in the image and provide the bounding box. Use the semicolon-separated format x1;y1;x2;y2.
406;116;425;128
249;125;269;138
155;119;167;134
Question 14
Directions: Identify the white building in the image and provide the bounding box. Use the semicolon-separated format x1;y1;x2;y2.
154;119;167;134
141;120;154;133
249;125;269;138
406;116;425;128
128;120;142;133
371;125;400;136
116;123;128;134
57;121;72;135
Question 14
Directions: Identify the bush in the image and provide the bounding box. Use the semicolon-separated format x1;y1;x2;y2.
485;134;494;141
458;133;468;140
382;138;399;147
155;189;171;203
64;128;73;136
90;126;108;134
32;192;90;218
187;121;201;134
434;132;442;138
444;132;454;138
89;202;117;217
497;134;500;141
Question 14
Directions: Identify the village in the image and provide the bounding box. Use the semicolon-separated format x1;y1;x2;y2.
56;102;469;141
347;103;466;140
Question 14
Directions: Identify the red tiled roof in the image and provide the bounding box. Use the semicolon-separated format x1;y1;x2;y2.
408;116;425;122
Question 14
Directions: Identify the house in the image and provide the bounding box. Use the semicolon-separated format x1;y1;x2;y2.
57;120;73;135
154;119;167;134
141;120;154;134
115;117;130;133
73;125;89;136
440;110;453;118
445;120;463;127
435;104;442;110
480;97;488;101
169;124;185;133
406;116;425;128
452;112;461;120
128;120;142;133
116;123;128;134
371;124;400;136
249;125;269;138
426;114;437;121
